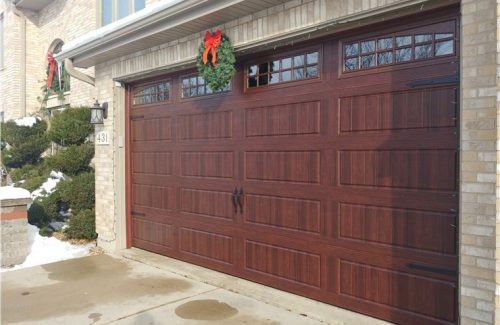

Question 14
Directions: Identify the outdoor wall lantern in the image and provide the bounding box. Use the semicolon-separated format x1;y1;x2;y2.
90;100;108;124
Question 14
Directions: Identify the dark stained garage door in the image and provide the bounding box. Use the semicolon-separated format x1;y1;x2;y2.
127;7;459;325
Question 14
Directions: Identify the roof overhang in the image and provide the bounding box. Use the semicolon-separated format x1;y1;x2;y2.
56;0;459;71
55;0;288;68
14;0;54;11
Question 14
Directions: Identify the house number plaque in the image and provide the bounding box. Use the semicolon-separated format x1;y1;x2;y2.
96;131;110;145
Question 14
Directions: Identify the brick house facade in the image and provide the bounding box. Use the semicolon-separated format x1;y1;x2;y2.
4;0;500;324
0;0;95;121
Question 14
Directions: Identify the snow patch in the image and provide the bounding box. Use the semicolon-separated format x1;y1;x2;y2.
1;224;94;272
31;171;65;200
0;186;31;200
14;116;40;127
50;171;64;179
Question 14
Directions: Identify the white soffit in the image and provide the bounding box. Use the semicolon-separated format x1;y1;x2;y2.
55;0;288;68
14;0;54;11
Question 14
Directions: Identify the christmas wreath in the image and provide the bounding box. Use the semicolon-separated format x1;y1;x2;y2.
46;52;69;93
196;30;236;91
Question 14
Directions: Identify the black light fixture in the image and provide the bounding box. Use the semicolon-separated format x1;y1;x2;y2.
90;100;108;124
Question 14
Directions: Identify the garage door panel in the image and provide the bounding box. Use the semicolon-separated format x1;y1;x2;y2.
339;87;457;133
338;203;456;255
133;238;176;255
132;184;176;211
245;151;321;184
131;117;173;142
331;187;457;211
338;259;456;323
335;129;458;150
180;151;234;179
242;182;457;211
178;110;233;140
180;188;235;220
245;193;322;234
132;141;239;152
132;218;174;249
339;149;457;191
179;227;234;265
244;101;321;137
132;152;173;175
245;239;322;288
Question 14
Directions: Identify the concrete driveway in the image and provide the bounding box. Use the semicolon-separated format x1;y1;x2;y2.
1;250;390;325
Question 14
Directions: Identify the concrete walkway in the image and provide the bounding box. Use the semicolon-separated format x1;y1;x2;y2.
1;250;391;325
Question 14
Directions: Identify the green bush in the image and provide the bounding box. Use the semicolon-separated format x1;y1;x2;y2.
2;135;50;168
28;190;63;226
58;172;95;214
48;107;92;146
10;162;50;181
1;119;47;147
46;144;94;176
1;119;49;168
10;164;39;182
65;209;97;240
39;226;53;237
19;175;47;192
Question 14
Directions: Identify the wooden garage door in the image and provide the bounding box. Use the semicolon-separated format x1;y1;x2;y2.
127;8;459;325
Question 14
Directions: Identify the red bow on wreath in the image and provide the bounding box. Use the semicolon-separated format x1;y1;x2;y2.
47;52;58;89
202;30;222;66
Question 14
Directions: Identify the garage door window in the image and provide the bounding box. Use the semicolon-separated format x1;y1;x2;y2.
246;50;319;88
132;80;170;105
344;31;455;71
181;75;230;98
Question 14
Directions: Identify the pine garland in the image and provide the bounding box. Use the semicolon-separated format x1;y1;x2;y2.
196;33;236;91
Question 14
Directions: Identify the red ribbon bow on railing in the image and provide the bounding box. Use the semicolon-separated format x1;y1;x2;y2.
47;52;58;89
202;30;222;66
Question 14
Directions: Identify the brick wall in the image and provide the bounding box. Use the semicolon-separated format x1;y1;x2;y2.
0;1;22;121
0;0;96;121
34;0;96;110
460;0;498;324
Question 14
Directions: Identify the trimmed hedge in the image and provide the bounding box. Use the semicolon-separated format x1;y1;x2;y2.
46;144;94;176
2;135;50;168
10;164;40;182
58;172;95;215
48;107;92;146
10;162;50;182
1;119;47;147
65;209;97;240
19;175;47;192
1;119;50;168
28;190;63;226
39;226;53;237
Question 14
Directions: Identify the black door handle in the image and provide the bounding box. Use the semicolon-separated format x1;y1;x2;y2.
231;188;238;213
237;187;244;213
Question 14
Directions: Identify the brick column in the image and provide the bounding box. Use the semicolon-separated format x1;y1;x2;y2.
1;197;31;267
460;0;499;324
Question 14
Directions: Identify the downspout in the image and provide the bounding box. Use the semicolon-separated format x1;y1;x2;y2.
63;58;95;86
12;6;26;117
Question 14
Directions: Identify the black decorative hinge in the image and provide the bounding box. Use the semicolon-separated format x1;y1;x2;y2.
407;75;459;88
131;211;145;217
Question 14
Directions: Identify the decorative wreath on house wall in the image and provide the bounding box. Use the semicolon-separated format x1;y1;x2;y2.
46;52;70;94
196;30;236;91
